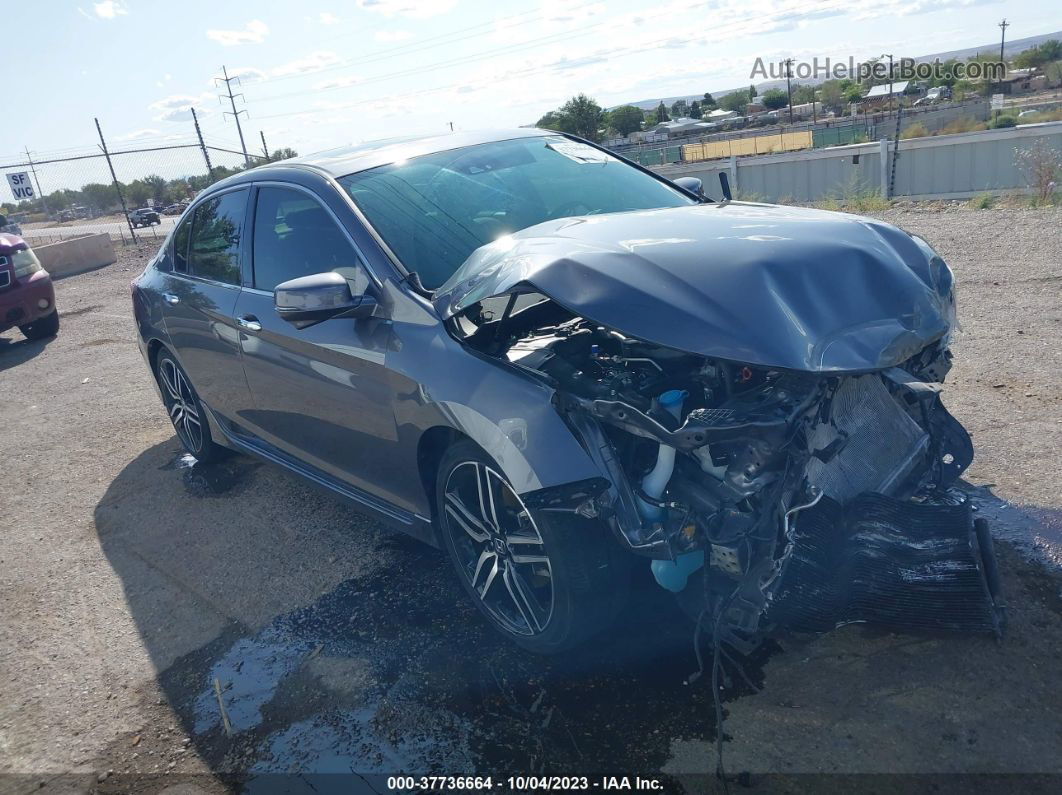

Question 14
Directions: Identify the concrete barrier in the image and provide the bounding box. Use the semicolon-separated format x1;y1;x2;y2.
33;233;116;279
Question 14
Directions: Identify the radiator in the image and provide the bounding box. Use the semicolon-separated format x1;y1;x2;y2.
804;375;928;503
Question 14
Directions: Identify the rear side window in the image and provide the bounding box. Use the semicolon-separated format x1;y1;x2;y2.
187;189;248;285
172;218;190;272
252;186;362;292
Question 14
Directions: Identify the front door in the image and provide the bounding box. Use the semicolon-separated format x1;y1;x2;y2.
233;184;400;502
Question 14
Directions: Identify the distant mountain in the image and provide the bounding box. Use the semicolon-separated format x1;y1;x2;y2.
612;30;1061;111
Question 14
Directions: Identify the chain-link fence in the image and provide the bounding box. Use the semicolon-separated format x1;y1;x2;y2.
1;118;284;247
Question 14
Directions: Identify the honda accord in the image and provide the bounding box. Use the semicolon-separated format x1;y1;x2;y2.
131;129;1002;653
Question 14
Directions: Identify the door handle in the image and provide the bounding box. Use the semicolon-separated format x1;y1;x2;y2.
236;314;262;332
163;292;179;305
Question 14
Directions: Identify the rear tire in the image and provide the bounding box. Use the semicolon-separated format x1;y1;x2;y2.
435;440;628;653
20;309;59;340
156;350;227;464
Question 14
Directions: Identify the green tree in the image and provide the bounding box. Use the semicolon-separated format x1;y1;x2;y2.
818;80;845;113
126;180;152;208
607;105;645;136
80;183;117;214
670;99;688;118
535;110;565;131
268;147;299;162
555;94;605;141
749;84;757;100
761;89;788;110
702;92;715;108
719;91;748;112
844;85;864;103
791;84;816;104
688;100;702;119
1044;60;1062;87
655;102;669;122
1014;39;1062;69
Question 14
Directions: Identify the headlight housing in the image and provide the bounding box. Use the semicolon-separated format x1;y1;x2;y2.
12;248;42;279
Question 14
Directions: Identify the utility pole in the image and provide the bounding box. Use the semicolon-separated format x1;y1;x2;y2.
191;107;214;182
784;58;794;124
882;53;895;115
23;147;49;217
95;118;136;243
260;131;269;162
448;121;454;132
216;65;251;168
999;18;1009;64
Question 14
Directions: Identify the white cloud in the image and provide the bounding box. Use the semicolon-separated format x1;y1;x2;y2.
375;30;412;42
206;19;269;46
93;1;127;19
315;75;363;91
116;128;161;142
149;93;214;122
319;12;340;25
356;0;457;19
271;51;343;77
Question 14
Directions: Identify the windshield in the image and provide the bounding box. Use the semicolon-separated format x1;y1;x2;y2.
337;135;695;289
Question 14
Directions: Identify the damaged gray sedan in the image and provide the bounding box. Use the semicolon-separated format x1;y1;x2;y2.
133;129;1004;654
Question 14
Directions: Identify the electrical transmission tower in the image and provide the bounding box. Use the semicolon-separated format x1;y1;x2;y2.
215;65;251;167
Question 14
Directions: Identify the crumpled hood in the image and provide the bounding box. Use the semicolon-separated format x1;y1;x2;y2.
433;202;956;373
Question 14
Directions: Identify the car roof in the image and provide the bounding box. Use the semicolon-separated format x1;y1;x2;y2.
278;127;556;178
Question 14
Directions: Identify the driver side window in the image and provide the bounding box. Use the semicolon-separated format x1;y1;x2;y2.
252;186;366;293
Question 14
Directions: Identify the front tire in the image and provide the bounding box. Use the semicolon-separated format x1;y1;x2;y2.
436;440;627;653
20;309;59;340
156;350;227;463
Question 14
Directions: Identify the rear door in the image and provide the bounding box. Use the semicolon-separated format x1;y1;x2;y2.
158;187;253;422
232;183;399;499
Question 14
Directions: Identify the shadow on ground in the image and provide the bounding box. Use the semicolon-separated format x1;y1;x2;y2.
0;332;55;371
93;441;772;793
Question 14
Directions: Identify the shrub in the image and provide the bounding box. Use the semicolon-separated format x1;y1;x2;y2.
900;122;930;139
989;116;1017;129
1015;140;1062;205
939;117;988;135
967;192;995;209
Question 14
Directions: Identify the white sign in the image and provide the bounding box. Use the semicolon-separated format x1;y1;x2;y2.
6;172;35;201
990;93;1005;111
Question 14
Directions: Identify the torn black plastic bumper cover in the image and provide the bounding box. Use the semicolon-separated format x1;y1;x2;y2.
766;493;1005;637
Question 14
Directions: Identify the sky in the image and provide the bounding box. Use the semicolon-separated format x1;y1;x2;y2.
3;0;1060;165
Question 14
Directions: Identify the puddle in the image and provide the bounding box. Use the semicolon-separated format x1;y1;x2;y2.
159;450;261;497
156;537;773;788
965;484;1062;571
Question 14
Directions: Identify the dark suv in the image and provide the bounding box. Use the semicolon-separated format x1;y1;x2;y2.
128;208;161;228
131;129;1002;653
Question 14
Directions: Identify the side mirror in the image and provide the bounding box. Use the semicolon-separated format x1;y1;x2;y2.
274;271;377;329
673;176;705;198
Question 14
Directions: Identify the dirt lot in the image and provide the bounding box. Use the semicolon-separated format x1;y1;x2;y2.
1;205;1060;794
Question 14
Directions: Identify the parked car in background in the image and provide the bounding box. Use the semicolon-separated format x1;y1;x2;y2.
162;204;185;216
128;208;161;227
0;227;59;340
131;129;1001;653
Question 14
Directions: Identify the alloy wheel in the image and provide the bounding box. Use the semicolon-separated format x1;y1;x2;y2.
442;461;554;636
159;358;204;454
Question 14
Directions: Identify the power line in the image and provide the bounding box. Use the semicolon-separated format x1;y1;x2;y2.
242;1;601;90
251;0;849;123
215;65;251;167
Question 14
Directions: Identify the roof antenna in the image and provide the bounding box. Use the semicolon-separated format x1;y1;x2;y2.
718;172;732;202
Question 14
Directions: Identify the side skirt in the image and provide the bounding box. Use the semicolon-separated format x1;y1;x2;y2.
204;404;439;547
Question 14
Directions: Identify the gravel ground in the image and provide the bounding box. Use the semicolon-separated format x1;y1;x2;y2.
0;205;1060;794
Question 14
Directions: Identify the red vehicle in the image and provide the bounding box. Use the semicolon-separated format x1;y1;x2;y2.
0;231;59;340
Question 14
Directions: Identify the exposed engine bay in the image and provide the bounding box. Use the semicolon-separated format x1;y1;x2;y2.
452;292;1005;650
